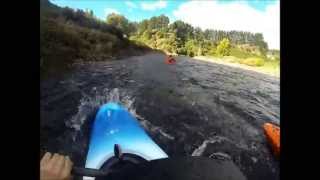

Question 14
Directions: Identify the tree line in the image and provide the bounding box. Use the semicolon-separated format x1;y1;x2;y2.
106;13;269;57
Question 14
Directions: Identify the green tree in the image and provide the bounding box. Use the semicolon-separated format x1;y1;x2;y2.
128;15;270;57
148;15;169;30
185;40;198;57
106;13;130;36
128;22;138;36
254;33;268;56
169;20;194;44
158;31;178;54
138;20;149;35
84;9;94;18
168;32;178;53
202;40;215;55
216;38;231;56
194;27;204;41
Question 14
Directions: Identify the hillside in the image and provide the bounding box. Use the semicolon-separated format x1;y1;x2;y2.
40;0;150;76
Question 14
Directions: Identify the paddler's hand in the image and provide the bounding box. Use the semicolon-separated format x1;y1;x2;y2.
40;152;73;180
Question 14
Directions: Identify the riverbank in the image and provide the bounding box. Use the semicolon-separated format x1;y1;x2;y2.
194;56;280;78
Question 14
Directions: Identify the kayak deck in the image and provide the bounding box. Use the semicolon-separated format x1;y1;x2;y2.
85;103;168;170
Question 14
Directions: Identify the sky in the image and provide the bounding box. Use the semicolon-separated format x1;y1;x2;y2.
50;0;280;50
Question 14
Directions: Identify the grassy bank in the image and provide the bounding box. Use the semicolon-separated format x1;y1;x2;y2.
195;55;280;77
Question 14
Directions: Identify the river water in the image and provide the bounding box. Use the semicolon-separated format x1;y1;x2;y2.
40;52;280;180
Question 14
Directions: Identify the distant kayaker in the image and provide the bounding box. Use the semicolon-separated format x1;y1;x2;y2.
40;152;74;180
165;55;176;64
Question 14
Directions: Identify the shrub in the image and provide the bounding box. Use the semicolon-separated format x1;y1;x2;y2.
206;48;216;56
177;47;187;55
216;38;231;56
40;15;126;73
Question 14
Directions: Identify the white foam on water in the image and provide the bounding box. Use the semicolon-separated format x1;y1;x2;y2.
65;88;137;141
191;136;249;156
191;137;223;156
136;114;175;141
209;152;231;160
159;129;175;140
108;88;120;102
65;87;174;142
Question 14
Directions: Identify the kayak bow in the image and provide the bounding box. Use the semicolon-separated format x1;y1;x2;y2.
84;102;168;179
263;123;280;157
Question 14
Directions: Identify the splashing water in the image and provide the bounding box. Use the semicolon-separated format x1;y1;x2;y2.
108;88;120;103
65;87;173;142
65;88;136;141
191;136;249;157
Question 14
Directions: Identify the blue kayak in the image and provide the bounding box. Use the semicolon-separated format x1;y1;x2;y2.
84;102;168;173
79;102;247;180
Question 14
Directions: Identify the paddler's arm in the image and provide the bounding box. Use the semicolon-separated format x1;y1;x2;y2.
40;152;74;180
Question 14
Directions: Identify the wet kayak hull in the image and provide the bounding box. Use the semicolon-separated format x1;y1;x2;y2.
84;102;168;173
